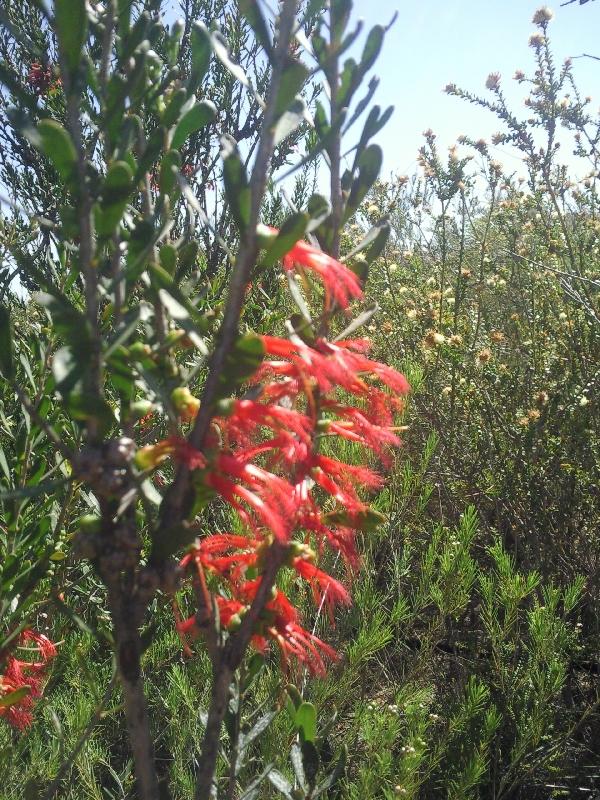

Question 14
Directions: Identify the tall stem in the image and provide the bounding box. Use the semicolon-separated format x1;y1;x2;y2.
107;578;160;800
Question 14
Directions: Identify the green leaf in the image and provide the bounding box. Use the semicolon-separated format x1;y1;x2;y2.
344;144;383;223
323;508;386;531
211;31;250;87
307;194;331;233
54;0;87;76
159;244;178;275
28;120;77;187
0;304;14;379
188;22;212;93
355;105;394;164
172;100;216;149
267;770;293;799
159;149;181;195
0;478;69;504
96;161;133;237
162;88;188;128
286;684;303;711
295;702;317;742
273;59;309;119
217;334;265;399
239;0;272;54
262;213;309;267
273;98;306;147
360;24;385;75
64;392;115;436
221;136;251;232
0;685;31;709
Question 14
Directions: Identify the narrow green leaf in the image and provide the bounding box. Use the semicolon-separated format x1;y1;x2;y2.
273;98;307;147
54;0;87;75
344;144;383;222
323;508;386;531
267;770;293;799
96;161;133;237
172;100;216;149
0;304;14;379
274;59;308;119
221;135;251;232
188;22;212;92
239;0;272;54
217;334;265;398
0;686;31;709
295;702;317;743
28;120;78;186
262;213;309;267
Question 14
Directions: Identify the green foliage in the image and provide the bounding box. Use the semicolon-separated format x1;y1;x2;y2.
0;3;598;800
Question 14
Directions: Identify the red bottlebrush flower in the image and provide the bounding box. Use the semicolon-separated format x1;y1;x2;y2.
208;455;297;541
270;619;339;677
0;629;57;730
261;226;363;309
259;336;410;406
292;558;351;612
218;398;313;450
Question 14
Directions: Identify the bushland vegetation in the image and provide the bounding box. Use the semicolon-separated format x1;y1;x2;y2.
0;2;598;799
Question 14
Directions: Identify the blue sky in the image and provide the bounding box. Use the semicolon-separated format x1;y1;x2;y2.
349;0;600;176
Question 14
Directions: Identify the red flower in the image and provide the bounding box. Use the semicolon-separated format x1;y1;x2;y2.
0;630;57;730
262;226;363;309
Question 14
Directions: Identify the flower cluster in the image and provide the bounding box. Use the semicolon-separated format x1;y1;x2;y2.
0;630;57;729
137;234;409;675
27;62;60;96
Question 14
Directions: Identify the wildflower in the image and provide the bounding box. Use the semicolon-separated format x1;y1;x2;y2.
490;331;505;343
485;73;501;91
260;226;363;310
528;33;545;49
476;348;492;366
441;386;452;397
449;334;463;347
0;630;57;730
388;263;399;273
514;69;526;82
535;391;549;406
579;396;590;407
532;7;554;25
366;204;380;216
423;330;445;348
527;408;541;421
